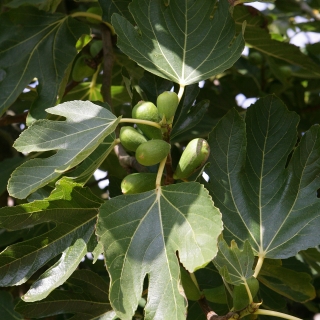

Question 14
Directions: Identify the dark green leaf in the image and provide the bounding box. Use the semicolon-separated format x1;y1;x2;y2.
0;179;103;286
6;0;62;12
0;7;89;120
0;291;23;320
205;95;320;259
15;269;114;319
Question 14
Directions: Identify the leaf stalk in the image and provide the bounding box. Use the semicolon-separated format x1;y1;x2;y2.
119;118;162;129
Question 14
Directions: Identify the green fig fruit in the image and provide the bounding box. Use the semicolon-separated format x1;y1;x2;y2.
120;126;148;152
72;54;95;82
132;101;162;139
90;40;103;57
157;91;179;124
233;277;259;311
135;139;170;166
173;138;210;180
86;7;102;24
121;173;158;194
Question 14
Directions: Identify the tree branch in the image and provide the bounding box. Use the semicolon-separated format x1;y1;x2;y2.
0;112;27;126
100;23;114;109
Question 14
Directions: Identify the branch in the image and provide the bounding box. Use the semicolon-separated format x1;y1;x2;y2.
100;23;114;110
198;297;236;320
298;0;320;20
0;112;28;126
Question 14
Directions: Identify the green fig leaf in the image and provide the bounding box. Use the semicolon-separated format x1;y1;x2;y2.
0;7;89;120
213;238;255;285
96;182;223;320
15;270;114;319
8;101;120;199
205;94;320;259
111;0;245;85
0;179;103;286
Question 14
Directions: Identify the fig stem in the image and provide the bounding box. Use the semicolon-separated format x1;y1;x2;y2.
120;118;162;129
190;272;201;292
243;279;253;304
254;309;302;320
70;12;115;34
253;254;264;278
177;85;185;101
156;156;167;189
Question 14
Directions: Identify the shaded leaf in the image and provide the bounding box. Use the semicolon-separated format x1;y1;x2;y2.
22;238;87;302
6;0;62;12
8;101;120;199
0;291;23;320
234;5;320;76
258;259;316;303
205;95;320;259
15;270;114;319
0;7;90;120
139;71;173;105
213;238;255;285
99;0;134;24
299;248;320;274
112;0;245;85
171;85;209;142
0;157;25;195
96;182;223;320
0;179;103;286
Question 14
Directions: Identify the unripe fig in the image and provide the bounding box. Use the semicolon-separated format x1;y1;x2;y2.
86;7;102;24
135;140;170;166
132;101;162;139
72;54;95;82
233;277;259;311
120;126;147;152
157;91;179;124
121;173;157;194
90;40;103;57
173;138;210;180
248;51;263;65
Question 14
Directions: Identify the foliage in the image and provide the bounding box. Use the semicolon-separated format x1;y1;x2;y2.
0;0;320;319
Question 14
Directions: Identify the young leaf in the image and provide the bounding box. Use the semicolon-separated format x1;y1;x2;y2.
205;94;320;259
96;182;223;320
0;179;103;286
15;270;114;319
111;0;245;86
22;238;88;302
8;101;120;199
258;259;316;302
0;7;89;120
213;238;255;285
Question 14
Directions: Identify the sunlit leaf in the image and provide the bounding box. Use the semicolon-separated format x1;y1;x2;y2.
22;238;88;302
112;0;245;85
8;101;120;199
96;182;223;320
15;270;114;319
0;179;103;286
205;95;320;259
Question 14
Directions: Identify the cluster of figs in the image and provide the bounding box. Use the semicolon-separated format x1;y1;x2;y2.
120;91;210;194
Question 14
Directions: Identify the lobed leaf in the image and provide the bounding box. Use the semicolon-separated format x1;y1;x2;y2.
15;269;114;319
96;182;222;320
213;238;255;285
0;179;103;286
8;101;120;199
112;0;245;86
205;94;320;259
0;7;89;120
